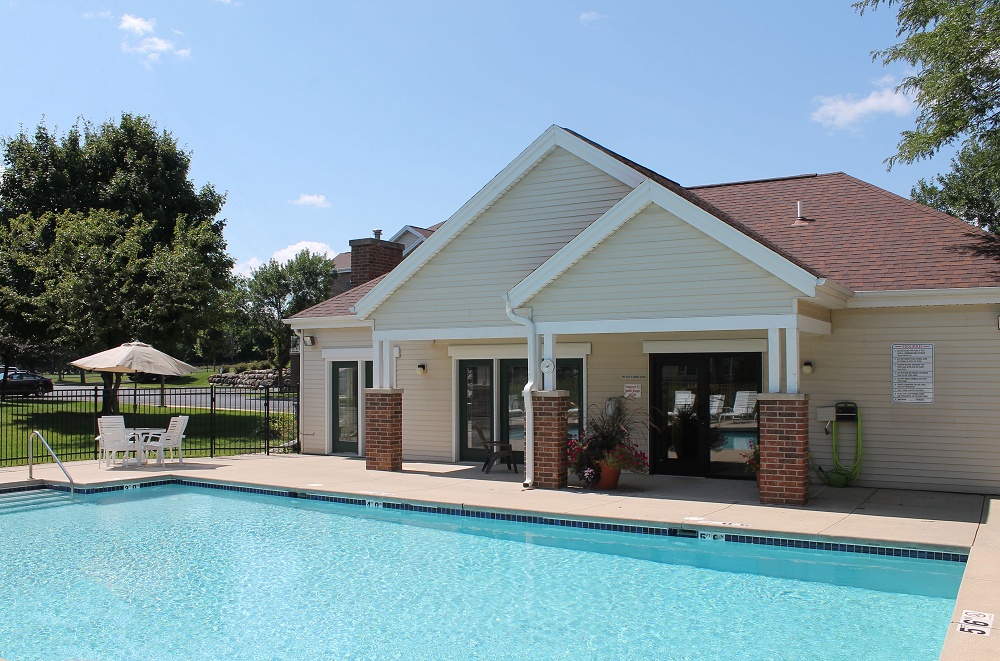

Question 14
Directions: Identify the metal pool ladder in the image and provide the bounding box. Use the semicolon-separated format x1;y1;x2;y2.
28;430;75;499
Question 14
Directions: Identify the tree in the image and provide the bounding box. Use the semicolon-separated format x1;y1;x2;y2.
0;113;234;411
857;0;1000;228
246;250;338;369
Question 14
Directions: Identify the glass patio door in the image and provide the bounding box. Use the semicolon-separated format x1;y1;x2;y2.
650;353;761;478
459;360;493;463
331;361;372;454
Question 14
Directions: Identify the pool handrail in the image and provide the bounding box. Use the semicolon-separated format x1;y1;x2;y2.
28;430;75;499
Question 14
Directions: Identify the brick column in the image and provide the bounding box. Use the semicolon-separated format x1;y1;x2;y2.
531;390;569;489
365;388;403;471
757;394;810;506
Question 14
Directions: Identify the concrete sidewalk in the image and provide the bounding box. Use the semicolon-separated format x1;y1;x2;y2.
2;453;996;659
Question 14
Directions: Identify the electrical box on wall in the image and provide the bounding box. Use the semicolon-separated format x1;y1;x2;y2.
817;406;836;422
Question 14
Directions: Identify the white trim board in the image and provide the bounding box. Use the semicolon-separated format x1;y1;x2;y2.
373;326;525;342
643;340;767;354
448;343;592;359
848;287;1000;308
321;347;374;360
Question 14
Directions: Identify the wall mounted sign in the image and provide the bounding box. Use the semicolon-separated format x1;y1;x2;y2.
623;384;642;399
891;343;934;404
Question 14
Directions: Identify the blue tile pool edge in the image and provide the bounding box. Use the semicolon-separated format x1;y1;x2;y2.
3;479;969;564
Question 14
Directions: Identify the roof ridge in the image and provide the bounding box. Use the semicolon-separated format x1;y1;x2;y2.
689;173;821;189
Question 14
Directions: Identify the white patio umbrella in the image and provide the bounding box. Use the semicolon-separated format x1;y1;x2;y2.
71;341;195;410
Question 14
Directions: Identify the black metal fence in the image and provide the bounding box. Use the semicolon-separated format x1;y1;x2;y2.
0;386;298;467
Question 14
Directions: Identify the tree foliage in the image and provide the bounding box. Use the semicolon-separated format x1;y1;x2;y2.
246;249;338;368
0;113;233;410
857;0;1000;229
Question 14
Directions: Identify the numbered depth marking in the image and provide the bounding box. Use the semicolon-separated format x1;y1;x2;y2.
957;610;994;636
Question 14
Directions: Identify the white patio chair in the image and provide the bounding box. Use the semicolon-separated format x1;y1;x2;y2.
673;390;694;414
720;391;758;423
142;415;189;465
97;416;138;468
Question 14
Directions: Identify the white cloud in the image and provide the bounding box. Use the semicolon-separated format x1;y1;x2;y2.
232;257;261;277
811;80;914;130
289;193;331;208
272;241;337;263
119;14;155;35
122;36;174;54
215;0;242;5
579;11;604;24
175;48;192;58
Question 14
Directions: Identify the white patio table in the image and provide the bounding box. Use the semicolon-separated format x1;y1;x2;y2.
127;427;166;465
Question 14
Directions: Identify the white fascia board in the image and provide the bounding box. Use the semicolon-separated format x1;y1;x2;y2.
285;316;372;330
810;279;854;309
352;126;650;321
372;325;526;342
848;287;1000;308
321;347;374;360
448;343;592;359
533;314;799;336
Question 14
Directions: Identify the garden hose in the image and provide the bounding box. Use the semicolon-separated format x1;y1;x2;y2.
812;402;862;487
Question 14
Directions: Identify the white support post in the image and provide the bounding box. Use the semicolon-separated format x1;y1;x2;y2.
372;339;384;388
785;327;800;394
542;333;555;390
767;328;781;394
381;341;393;389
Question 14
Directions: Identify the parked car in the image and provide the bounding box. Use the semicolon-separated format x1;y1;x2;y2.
0;365;22;374
0;372;54;396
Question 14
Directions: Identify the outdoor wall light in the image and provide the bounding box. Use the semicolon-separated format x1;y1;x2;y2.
415;363;427;375
801;361;814;375
302;336;315;347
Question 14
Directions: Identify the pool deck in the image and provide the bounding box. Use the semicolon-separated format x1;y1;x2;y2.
2;453;997;660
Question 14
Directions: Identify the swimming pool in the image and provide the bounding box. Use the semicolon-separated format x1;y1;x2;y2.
0;483;963;660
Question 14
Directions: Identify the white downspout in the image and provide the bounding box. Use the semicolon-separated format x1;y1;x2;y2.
502;294;537;489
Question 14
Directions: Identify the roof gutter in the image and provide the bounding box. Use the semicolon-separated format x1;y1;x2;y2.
502;294;537;489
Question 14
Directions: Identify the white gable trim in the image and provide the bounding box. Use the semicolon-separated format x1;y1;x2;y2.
507;180;820;308
285;316;371;330
351;126;646;320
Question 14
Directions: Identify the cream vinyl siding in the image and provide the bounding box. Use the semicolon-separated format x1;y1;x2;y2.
395;342;453;461
373;148;632;330
797;300;831;324
298;327;372;455
530;204;801;322
801;305;1000;494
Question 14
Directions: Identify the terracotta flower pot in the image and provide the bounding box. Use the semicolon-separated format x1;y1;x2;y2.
595;462;621;490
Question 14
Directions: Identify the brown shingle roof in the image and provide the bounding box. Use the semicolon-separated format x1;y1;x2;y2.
691;173;1000;290
290;274;386;318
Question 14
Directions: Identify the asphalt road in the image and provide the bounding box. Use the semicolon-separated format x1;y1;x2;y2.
51;385;297;413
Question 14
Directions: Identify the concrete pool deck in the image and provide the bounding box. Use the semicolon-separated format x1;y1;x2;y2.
2;453;997;660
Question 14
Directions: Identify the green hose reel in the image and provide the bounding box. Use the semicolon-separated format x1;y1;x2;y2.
813;402;862;487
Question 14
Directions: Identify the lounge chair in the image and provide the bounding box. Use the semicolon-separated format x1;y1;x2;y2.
142;415;189;465
720;391;758;423
473;421;516;474
97;416;138;468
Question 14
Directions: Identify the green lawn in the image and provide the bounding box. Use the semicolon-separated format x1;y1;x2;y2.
0;396;296;467
45;368;219;388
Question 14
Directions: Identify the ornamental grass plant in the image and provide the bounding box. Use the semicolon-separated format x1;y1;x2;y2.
568;398;649;487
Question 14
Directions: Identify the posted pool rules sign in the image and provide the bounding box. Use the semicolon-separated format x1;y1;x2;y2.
891;343;934;404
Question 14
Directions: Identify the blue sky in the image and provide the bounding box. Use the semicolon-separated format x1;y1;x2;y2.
1;1;948;275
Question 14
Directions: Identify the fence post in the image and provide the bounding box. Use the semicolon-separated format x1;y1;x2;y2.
93;385;100;460
210;385;216;458
264;387;271;455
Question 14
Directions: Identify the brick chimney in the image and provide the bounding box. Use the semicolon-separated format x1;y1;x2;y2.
349;229;404;287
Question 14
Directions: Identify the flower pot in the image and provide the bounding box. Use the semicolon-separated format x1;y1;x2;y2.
595;462;621;490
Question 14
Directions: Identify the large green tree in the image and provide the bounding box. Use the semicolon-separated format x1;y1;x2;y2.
246;249;338;369
857;0;1000;229
0;113;234;410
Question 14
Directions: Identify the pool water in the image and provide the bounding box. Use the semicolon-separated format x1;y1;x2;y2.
0;485;962;660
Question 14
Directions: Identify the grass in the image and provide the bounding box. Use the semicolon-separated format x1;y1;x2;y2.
0;396;296;467
44;368;221;388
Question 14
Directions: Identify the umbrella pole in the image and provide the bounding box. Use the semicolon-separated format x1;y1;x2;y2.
133;376;138;413
160;375;165;407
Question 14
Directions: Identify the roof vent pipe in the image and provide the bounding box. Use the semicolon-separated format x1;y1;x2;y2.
373;229;382;240
796;201;804;220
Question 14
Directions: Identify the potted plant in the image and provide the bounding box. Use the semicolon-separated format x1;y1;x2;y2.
568;400;649;489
